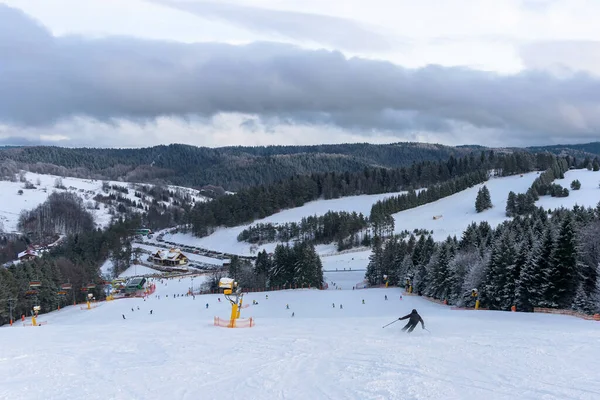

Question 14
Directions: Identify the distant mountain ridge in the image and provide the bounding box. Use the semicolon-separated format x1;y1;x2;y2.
0;141;598;190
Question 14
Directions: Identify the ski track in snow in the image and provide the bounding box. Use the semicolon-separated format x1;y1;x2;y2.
1;274;599;400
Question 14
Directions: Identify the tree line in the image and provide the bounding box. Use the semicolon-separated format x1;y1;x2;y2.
0;215;143;325
0;142;479;191
2;142;599;191
189;151;560;237
237;211;369;248
205;243;324;292
506;158;571;217
366;203;600;314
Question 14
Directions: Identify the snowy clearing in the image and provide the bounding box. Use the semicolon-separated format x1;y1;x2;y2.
391;169;600;240
118;264;162;278
160;191;406;256
0;171;208;232
1;275;599;400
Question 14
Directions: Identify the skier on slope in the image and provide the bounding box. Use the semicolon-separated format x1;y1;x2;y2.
398;309;425;333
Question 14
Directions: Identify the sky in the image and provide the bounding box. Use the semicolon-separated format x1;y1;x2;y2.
0;0;599;148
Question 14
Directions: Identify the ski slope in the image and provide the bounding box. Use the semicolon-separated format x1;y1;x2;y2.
391;169;600;240
160;191;406;256
1;276;599;400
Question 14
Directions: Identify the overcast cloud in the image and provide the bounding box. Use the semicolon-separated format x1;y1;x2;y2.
0;4;599;148
147;0;396;53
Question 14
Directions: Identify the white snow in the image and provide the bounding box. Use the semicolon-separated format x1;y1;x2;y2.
1;277;599;400
390;169;600;240
118;264;162;278
0;171;209;232
536;169;600;211
100;259;114;279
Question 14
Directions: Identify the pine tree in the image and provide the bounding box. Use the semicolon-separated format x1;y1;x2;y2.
270;244;294;287
543;214;577;308
366;236;384;286
506;191;517;217
475;186;492;213
293;242;323;287
484;230;517;310
254;250;271;288
572;283;595;314
428;241;453;300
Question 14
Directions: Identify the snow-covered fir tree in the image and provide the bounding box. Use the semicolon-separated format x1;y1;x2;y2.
475;185;492;213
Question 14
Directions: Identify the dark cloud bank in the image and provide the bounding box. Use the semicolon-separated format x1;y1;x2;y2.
0;5;599;145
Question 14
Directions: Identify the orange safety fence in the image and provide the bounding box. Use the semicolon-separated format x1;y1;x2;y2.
213;316;255;328
534;308;600;321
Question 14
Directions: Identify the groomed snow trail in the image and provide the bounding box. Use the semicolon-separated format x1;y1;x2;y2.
1;275;599;400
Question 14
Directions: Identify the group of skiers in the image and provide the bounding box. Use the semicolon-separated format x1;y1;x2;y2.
123;279;426;333
122;306;153;319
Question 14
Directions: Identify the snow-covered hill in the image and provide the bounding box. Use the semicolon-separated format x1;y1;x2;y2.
0;171;209;232
159;191;406;256
391;169;600;240
160;169;600;255
1;276;598;400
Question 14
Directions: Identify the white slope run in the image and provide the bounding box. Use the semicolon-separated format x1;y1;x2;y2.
1;276;599;400
118;264;163;278
535;169;600;211
392;169;600;240
161;191;405;255
391;172;537;240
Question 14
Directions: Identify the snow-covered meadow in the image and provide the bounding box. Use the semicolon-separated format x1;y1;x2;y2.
391;169;600;240
0;171;208;232
161;191;406;255
1;274;599;400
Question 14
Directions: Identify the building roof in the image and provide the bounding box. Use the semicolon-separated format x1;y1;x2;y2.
18;249;38;259
152;248;187;261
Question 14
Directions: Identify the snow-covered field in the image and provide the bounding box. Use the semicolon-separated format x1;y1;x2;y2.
536;169;600;211
160;191;406;256
391;169;600;240
0;171;208;232
161;169;600;255
1;276;599;400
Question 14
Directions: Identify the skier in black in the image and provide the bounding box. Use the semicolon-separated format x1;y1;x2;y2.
398;309;425;333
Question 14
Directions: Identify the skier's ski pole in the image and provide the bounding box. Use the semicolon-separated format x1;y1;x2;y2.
382;319;399;328
424;328;431;333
